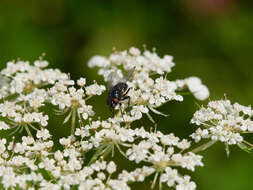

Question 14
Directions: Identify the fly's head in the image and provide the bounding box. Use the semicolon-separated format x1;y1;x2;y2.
107;96;118;109
118;82;128;95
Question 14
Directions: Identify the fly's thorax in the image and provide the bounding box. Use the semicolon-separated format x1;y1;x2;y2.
116;82;128;94
113;90;120;98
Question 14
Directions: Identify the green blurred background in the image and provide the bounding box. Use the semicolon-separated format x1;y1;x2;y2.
0;0;253;189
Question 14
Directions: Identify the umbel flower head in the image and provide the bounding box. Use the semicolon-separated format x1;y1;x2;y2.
191;99;253;155
0;58;105;136
88;47;209;122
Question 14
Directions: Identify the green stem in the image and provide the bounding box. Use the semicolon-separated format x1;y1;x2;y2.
116;144;128;159
88;144;109;165
243;140;253;147
106;174;112;185
24;125;33;137
71;108;76;135
190;140;217;153
151;171;159;189
103;145;114;158
85;95;92;101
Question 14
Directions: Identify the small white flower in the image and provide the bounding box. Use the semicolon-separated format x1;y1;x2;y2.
107;161;117;174
108;179;130;190
22;136;34;145
34;60;49;68
54;150;64;161
160;167;178;187
129;47;141;56
85;83;106;96
130;105;149;119
0;138;6;154
177;139;191;150
88;56;109;68
59;137;71;146
160;134;179;146
97;172;106;180
0;121;9;130
176;176;196;190
77;77;86;87
36;129;51;140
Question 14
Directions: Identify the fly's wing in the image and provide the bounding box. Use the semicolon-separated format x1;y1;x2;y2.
122;67;135;82
107;70;122;89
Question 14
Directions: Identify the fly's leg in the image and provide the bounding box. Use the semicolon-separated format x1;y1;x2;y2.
121;96;131;108
122;87;132;96
122;87;132;108
119;103;126;123
110;107;115;117
118;87;132;121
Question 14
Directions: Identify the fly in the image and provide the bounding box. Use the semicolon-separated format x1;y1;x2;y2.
106;67;135;117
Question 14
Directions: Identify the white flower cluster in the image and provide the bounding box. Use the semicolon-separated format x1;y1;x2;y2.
0;101;49;127
85;82;106;96
191;100;253;146
49;82;96;119
1;60;67;95
0;59;105;135
123;130;202;189
48;76;105;128
88;47;209;120
0;60;67;134
119;166;196;190
0;135;130;190
74;118;203;189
